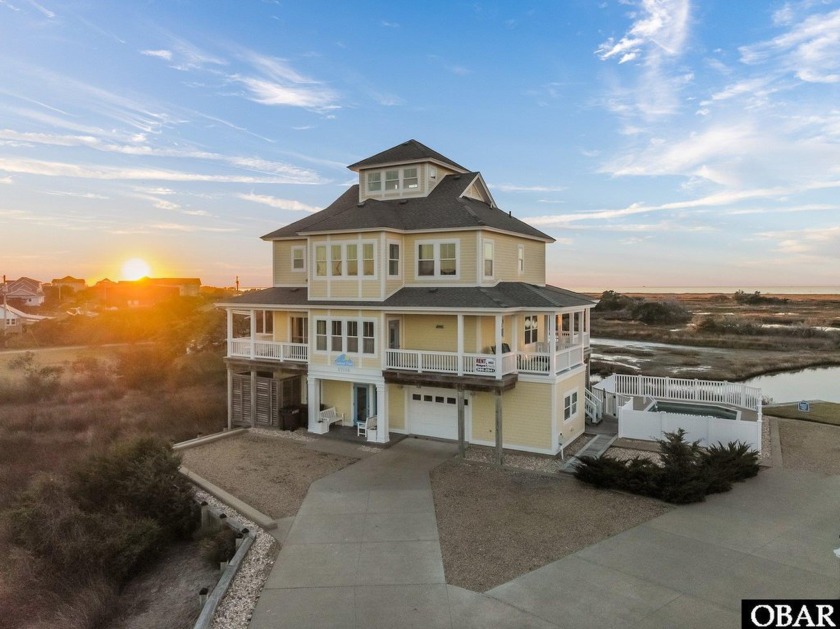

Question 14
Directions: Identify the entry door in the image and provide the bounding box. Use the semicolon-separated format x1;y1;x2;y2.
354;384;369;426
388;319;401;349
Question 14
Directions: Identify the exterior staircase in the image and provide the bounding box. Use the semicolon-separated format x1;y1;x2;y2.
584;387;603;424
559;433;616;473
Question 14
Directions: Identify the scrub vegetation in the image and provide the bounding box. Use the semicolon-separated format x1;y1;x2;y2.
0;297;228;629
574;430;760;504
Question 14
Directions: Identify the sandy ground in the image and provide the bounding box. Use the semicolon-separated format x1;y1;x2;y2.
777;417;840;475
180;433;359;518
110;540;219;629
430;460;671;592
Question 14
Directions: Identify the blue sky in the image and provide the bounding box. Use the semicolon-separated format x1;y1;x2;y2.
1;0;838;289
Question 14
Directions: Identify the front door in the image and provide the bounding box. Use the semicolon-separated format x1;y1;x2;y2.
354;383;369;426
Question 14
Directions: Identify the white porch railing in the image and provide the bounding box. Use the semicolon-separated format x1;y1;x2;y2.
584;388;603;422
612;374;761;412
385;349;518;378
228;339;308;362
517;346;585;375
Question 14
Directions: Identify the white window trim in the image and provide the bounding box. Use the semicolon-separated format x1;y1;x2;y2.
563;389;579;422
312;317;377;355
415;239;460;280
517;244;525;275
483;238;495;280
524;314;539;345
291;245;306;272
313;239;378;280
387;240;401;278
364;167;423;196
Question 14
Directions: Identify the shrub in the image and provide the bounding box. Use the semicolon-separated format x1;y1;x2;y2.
574;430;760;504
116;345;172;389
594;290;638;312
71;436;198;540
631;301;692;325
199;527;238;566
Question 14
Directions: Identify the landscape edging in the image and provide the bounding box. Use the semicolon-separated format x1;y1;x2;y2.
173;428;248;451
180;466;277;531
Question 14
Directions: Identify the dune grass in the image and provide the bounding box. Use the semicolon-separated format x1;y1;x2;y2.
765;402;840;426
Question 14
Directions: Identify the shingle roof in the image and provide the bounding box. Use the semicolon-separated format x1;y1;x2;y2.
262;173;552;241
347;139;467;171
218;283;594;310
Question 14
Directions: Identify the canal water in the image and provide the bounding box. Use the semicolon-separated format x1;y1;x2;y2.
742;366;840;404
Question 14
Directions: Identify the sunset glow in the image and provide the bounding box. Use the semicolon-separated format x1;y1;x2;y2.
121;258;151;281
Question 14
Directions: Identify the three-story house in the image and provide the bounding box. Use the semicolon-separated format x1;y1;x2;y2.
219;140;595;455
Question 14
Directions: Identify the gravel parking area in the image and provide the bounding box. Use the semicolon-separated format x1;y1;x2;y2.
777;417;840;475
430;460;671;592
180;432;359;518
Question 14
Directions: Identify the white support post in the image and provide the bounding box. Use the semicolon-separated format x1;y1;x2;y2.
494;314;503;379
249;308;256;359
307;377;320;432
249;370;257;427
226;309;233;357
457;314;464;376
375;383;388;443
226;368;233;430
548;312;557;375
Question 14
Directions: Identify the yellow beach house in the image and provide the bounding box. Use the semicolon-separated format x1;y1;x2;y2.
218;140;597;455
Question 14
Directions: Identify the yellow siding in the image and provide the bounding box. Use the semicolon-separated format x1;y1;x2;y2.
272;311;289;342
483;232;545;284
388;384;405;429
463;316;478;352
385;278;403;296
556;371;586;445
361;280;380;299
272;240;307;286
321;380;352;425
309;279;329;299
330;281;358;299
479;316;495;352
402;314;458;351
471;383;553;450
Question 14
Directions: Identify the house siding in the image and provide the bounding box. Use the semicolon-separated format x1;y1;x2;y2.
471;382;553;451
402;314;458;352
320;380;352;425
556;370;587;447
272;240;307;286
404;232;476;284
388;384;405;430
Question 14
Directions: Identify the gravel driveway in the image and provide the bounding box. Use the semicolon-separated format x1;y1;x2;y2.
777;417;840;475
431;460;672;592
180;432;359;518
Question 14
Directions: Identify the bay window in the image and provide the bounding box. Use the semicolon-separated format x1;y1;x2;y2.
388;242;400;276
313;317;376;355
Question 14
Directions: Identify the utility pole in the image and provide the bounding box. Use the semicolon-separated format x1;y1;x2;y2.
235;275;240;292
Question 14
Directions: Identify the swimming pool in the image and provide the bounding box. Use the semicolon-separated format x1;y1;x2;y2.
646;400;740;421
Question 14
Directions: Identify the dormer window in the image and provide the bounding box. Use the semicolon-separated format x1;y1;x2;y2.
403;167;418;189
385;170;399;191
367;172;381;192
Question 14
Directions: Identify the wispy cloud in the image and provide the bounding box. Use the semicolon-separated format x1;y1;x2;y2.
0;175;13;184
237;192;319;213
43;190;109;199
739;7;840;83
380;20;399;28
141;49;173;61
26;0;53;18
596;0;692;117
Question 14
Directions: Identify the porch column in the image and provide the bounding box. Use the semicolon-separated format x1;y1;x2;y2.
457;386;466;458
249;369;257;427
548;312;558;375
512;314;519;370
495;389;504;466
226;309;233;357
226;367;233;430
494;313;503;379
457;314;464;376
375;383;388;443
307;377;320;432
249;308;256;359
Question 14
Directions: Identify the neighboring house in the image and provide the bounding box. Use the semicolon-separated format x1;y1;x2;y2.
218;140;596;455
0;303;49;334
92;277;201;307
50;276;87;293
5;277;45;307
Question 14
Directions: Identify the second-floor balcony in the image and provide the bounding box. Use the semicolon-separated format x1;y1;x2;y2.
228;338;308;362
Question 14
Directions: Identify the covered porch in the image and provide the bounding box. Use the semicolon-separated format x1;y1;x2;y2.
226;308;309;363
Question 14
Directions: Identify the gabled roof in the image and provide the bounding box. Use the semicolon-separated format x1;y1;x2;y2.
218;283;595;310
347;139;467;172
262;173;552;242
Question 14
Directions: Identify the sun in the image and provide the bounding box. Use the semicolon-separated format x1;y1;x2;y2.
121;258;152;281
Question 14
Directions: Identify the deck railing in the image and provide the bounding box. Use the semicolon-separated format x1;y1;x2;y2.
228;339;308;362
612;374;761;412
386;345;585;378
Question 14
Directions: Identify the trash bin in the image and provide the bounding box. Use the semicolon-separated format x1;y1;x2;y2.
279;406;300;431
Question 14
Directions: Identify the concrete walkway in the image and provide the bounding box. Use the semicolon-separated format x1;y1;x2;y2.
251;434;840;628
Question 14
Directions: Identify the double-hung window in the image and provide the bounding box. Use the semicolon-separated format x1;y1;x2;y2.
314;318;376;355
347;244;358;276
254;310;273;335
417;240;458;278
291;317;308;344
403;167;418;189
314;241;376;277
564;391;578;421
524;315;538;345
292;246;305;272
315;246;327;277
363;243;374;276
331;245;342;276
388;243;400;276
385;170;399;191
367;172;381;192
483;241;494;278
517;245;525;274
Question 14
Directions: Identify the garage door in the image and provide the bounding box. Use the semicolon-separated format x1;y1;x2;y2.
408;388;466;440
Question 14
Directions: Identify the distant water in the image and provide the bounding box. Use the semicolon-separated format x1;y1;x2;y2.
743;366;840;404
570;286;840;295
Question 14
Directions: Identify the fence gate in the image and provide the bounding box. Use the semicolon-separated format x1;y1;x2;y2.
231;374;300;427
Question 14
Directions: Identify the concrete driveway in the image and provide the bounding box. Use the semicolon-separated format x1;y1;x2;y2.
251;439;840;628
